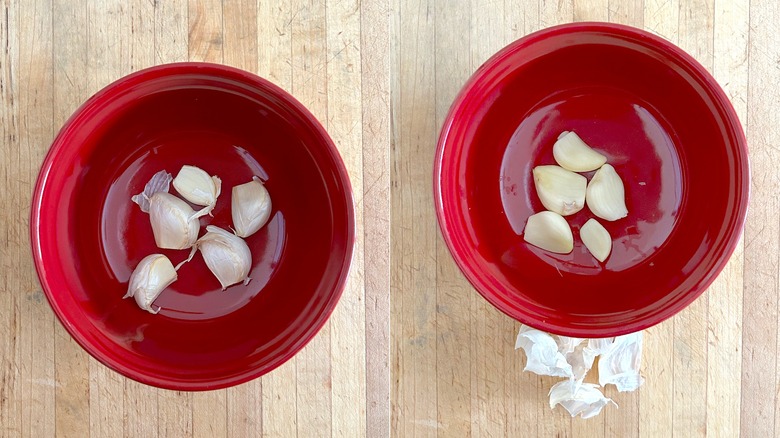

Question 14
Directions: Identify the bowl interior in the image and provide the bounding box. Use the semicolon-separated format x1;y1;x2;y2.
32;64;353;389
436;24;747;337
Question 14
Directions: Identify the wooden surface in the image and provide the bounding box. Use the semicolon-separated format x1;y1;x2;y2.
0;0;776;437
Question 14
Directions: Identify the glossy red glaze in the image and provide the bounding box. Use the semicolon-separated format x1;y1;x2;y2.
31;63;355;390
434;23;749;337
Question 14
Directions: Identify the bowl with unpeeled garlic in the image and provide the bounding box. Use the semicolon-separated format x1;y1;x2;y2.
30;63;355;390
434;23;749;338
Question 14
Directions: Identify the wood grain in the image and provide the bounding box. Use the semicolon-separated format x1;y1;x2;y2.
0;0;773;437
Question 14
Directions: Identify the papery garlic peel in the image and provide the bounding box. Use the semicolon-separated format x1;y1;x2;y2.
232;177;272;238
197;225;252;290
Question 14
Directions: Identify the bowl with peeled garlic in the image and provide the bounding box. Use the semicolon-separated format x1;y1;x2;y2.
434;23;749;337
30;63;355;390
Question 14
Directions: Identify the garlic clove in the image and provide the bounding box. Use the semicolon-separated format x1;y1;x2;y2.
172;165;222;214
553;131;608;172
580;218;612;262
232;177;272;238
124;254;177;314
523;211;574;254
585;164;628;221
148;192;202;250
131;170;173;213
197;225;252;290
532;165;587;216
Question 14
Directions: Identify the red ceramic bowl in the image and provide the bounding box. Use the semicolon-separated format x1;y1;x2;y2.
31;63;354;390
434;23;749;337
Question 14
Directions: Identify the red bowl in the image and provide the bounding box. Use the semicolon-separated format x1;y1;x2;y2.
434;23;749;337
31;63;355;390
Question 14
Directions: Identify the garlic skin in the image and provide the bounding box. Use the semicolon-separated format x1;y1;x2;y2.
598;332;644;392
132;170;211;250
232;177;272;238
532;165;587;216
553;131;608;172
523;211;574;254
548;381;615;419
580;218;612;262
197;225;252;290
124;254;177;314
586;164;628;221
173;165;222;214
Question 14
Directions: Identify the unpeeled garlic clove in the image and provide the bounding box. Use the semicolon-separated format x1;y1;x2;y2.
124;254;177;314
586;164;628;221
172;165;222;215
232;177;272;238
132;170;211;250
580;218;612;262
553;131;608;172
532;165;587;216
197;225;252;290
523;211;574;254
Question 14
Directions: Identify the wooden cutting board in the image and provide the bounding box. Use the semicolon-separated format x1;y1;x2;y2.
0;0;774;437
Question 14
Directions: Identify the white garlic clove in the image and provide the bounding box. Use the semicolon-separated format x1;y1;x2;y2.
131;170;173;213
232;177;272;238
548;381;615;419
532;165;587;216
553;131;608;172
197;225;252;290
124;254;177;314
580;218;612;262
523;211;574;254
148;192;204;250
586;164;628;221
172;165;222;214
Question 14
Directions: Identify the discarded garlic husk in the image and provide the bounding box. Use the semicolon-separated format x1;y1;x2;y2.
549;381;615;419
585;164;628;221
553;131;608;172
580;218;612;262
586;337;615;356
523;211;574;254
515;325;574;378
533;165;587;216
232;177;272;238
132;170;211;250
197;225;252;290
598;332;645;392
124;254;178;314
172;165;222;215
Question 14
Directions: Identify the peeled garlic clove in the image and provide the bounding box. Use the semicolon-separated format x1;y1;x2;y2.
232;177;272;238
523;211;574;254
197;225;252;290
549;381;615;419
580;218;612;262
586;164;628;221
553;131;608;172
532;165;586;216
124;254;177;314
149;192;204;250
172;165;222;214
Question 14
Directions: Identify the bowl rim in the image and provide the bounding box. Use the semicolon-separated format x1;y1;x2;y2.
433;22;750;337
30;61;356;390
